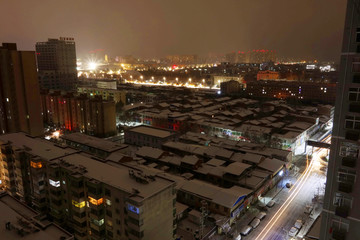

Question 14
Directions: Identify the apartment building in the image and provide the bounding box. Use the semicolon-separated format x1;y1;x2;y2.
320;1;360;239
0;43;43;137
0;132;176;240
0;191;74;240
41;90;116;137
36;37;77;91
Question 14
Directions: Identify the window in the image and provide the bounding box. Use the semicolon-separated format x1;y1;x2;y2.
105;188;111;197
30;161;42;169
72;200;86;208
88;196;104;205
49;179;60;187
345;116;360;130
106;199;112;206
339;142;359;158
127;204;139;214
92;218;104;226
356;27;360;42
338;168;356;184
106;210;112;217
349;88;360;101
354;74;360;83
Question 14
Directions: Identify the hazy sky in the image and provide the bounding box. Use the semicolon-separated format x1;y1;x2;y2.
0;0;347;61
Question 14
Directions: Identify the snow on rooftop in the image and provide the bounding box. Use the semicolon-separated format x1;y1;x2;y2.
128;125;174;138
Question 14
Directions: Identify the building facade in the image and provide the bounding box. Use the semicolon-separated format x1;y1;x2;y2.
36;37;77;91
0;43;43;137
246;80;337;104
320;1;360;239
41;90;116;137
0;132;176;240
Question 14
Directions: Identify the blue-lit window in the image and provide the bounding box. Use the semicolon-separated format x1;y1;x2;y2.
127;204;139;214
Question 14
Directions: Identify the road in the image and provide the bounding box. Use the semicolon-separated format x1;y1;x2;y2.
250;136;330;240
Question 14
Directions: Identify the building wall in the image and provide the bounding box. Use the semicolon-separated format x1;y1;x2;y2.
0;43;43;137
41;91;116;137
36;37;77;91
320;1;360;239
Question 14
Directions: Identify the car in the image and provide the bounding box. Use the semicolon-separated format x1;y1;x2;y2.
289;227;299;237
234;233;241;240
267;200;275;208
256;211;267;220
294;219;303;229
240;225;252;236
250;218;261;229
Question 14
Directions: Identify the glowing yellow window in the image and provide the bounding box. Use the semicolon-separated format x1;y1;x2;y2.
72;200;86;208
30;161;42;168
88;196;104;205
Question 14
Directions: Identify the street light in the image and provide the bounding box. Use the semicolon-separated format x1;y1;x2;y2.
189;78;192;82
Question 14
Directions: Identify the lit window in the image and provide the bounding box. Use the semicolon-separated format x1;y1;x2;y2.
49;179;60;187
92;218;104;226
30;161;42;169
127;203;139;214
6;98;9;102
72;200;86;208
88;196;104;205
106;199;112;206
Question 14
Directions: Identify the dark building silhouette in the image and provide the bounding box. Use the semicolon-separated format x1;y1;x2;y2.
0;43;43;137
320;1;360;239
36;37;77;91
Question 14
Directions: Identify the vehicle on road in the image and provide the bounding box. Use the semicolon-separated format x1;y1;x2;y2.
250;218;261;229
289;227;299;237
294;219;303;229
240;225;252;236
267;200;275;208
256;211;267;220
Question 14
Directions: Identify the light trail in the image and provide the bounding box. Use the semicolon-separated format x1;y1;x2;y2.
255;136;331;240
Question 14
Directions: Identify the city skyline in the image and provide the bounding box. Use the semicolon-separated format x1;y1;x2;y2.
1;0;347;61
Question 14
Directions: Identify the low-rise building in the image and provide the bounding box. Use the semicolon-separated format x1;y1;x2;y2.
125;125;178;148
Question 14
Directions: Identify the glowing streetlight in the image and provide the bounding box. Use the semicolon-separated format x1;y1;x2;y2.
163;77;166;81
176;77;178;81
140;76;143;80
189;78;192;82
130;75;133;79
202;79;205;83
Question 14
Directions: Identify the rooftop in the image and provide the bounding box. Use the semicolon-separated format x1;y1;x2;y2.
127;125;175;138
0;192;73;240
61;133;128;153
57;153;174;201
0;132;77;160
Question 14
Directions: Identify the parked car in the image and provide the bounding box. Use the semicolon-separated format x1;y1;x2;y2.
267;200;275;208
250;218;261;229
256;211;267;220
294;219;303;229
240;225;252;236
289;227;299;237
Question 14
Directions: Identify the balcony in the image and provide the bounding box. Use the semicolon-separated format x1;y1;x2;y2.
342;157;357;168
335;205;350;218
332;229;347;240
338;182;353;193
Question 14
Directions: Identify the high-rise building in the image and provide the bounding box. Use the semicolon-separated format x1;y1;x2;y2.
320;1;360;239
41;90;117;137
0;132;176;240
0;43;43;137
36;37;77;91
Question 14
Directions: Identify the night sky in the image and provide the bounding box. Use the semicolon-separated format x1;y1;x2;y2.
0;0;347;61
